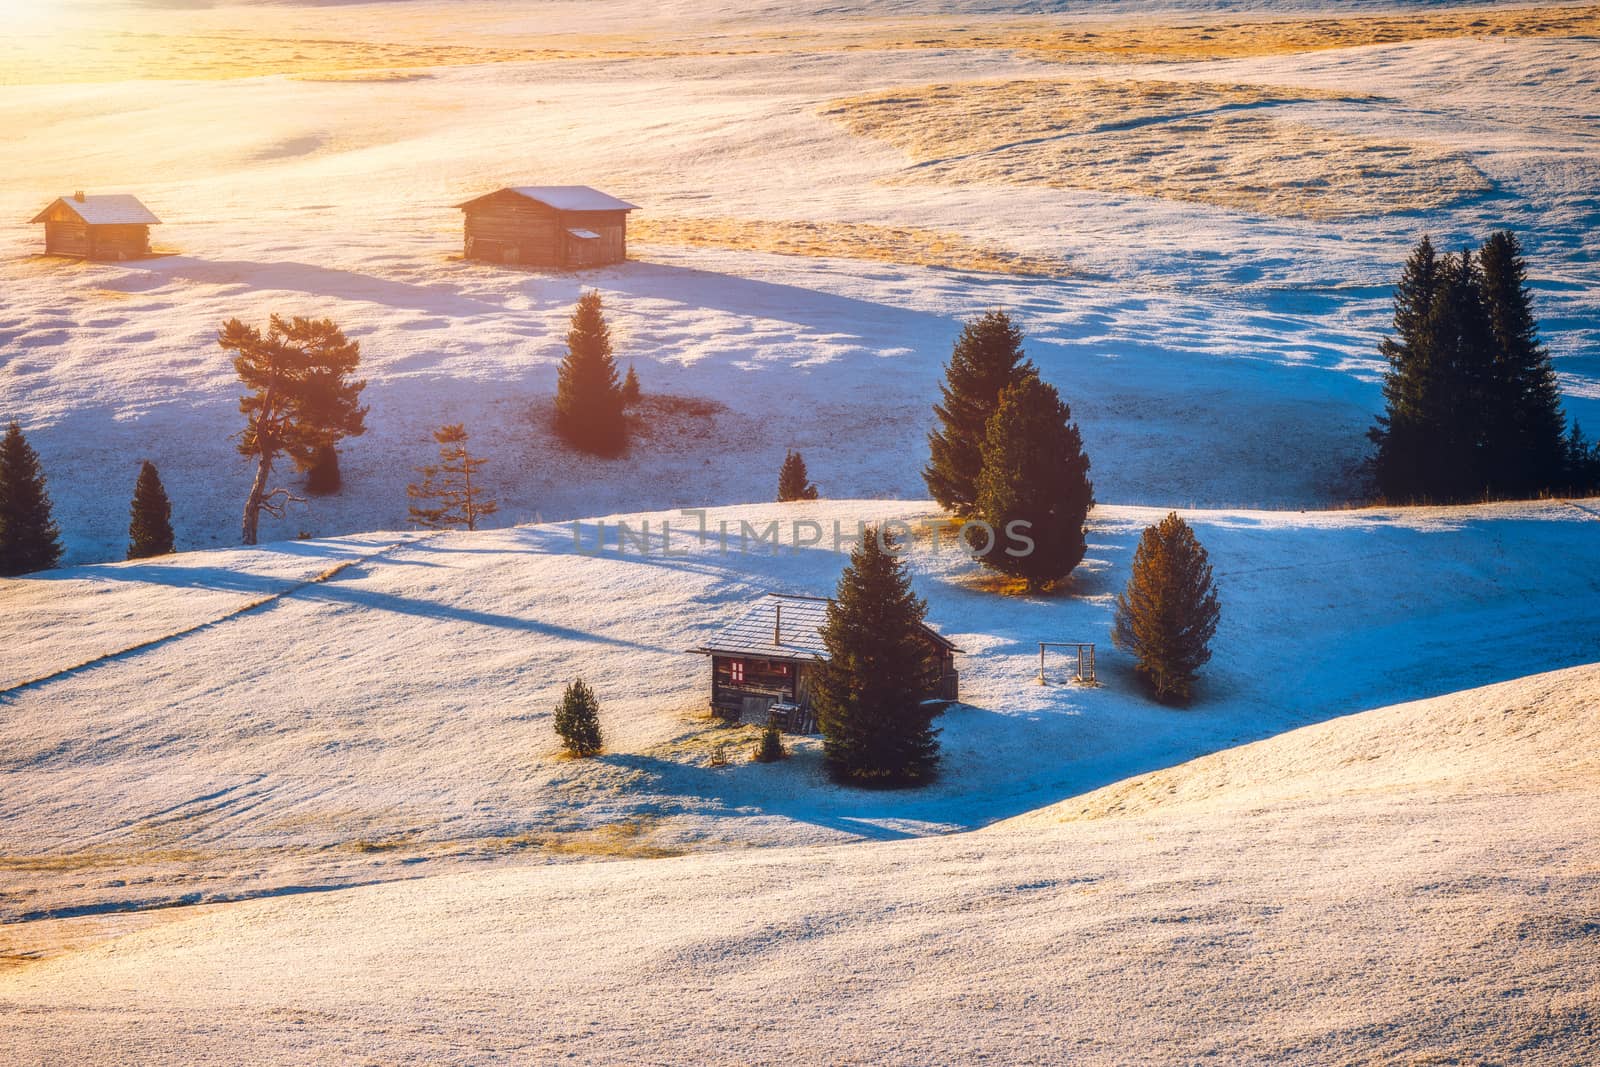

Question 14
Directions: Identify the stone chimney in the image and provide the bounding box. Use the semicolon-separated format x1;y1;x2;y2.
74;190;85;202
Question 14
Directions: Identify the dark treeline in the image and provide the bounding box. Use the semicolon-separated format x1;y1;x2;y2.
1370;231;1598;502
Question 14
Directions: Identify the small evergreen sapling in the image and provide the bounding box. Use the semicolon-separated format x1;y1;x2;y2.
554;678;604;757
407;424;498;531
0;420;63;576
553;291;627;455
777;449;819;502
127;460;175;559
971;371;1093;591
752;718;786;763
1112;513;1221;705
621;363;641;407
813;527;942;786
924;310;1034;515
304;444;342;495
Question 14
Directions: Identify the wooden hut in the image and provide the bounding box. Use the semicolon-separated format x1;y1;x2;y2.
456;185;636;268
691;594;961;733
30;193;161;261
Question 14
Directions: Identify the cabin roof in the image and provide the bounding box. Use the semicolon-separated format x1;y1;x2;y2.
30;195;161;226
692;593;960;661
456;185;638;213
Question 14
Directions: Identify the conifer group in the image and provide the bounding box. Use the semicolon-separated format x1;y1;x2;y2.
0;421;62;576
1370;231;1571;502
813;528;942;786
127;460;175;560
554;291;627;455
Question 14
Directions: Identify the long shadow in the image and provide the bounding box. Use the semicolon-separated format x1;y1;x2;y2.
600;260;942;336
121;257;504;317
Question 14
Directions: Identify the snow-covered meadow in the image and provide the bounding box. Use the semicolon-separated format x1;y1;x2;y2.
3;1;1600;1060
1;2;1598;561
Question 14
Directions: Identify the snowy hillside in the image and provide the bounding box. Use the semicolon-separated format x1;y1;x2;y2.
2;3;1598;562
4;497;1598;929
3;661;1595;1064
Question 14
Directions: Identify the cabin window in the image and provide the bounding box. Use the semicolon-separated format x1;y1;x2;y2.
776;663;790;676
729;660;745;683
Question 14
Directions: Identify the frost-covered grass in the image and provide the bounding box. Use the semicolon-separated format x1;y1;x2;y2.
827;78;1493;218
3;497;1597;932
2;660;1596;1065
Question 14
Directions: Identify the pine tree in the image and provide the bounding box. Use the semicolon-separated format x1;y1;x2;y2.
1370;236;1444;501
621;363;641;407
777;449;819;502
220;315;367;545
0;420;63;576
752;718;786;763
1422;251;1497;501
407;423;498;531
813;527;942;786
971;371;1094;591
304;444;342;495
127;460;175;560
924;310;1034;514
1478;230;1567;497
1112;513;1222;705
553;291;627;455
554;678;604;757
1567;421;1600;494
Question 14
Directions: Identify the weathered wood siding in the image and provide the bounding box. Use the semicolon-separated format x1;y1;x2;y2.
43;218;89;257
710;655;800;721
86;224;151;261
462;195;627;268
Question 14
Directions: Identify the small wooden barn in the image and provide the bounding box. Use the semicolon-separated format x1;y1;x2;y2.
30;193;161;261
456;185;636;268
692;594;961;733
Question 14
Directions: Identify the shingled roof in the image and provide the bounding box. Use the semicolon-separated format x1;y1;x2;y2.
693;593;959;662
30;194;161;226
455;186;638;213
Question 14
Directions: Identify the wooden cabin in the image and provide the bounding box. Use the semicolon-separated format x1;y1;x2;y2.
692;594;961;733
456;186;636;268
30;193;161;261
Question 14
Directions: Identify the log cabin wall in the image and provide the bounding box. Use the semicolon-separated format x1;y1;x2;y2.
43;218;89;257
462;196;628;268
86;224;151;261
463;195;563;266
710;655;801;720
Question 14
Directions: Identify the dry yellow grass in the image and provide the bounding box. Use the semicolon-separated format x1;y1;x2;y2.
6;3;1595;85
633;216;1073;277
825;79;1492;220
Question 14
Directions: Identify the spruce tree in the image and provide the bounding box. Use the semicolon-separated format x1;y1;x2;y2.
1567;422;1600;494
1422;251;1497;501
752;718;786;763
1370;236;1444;501
407;423;498;531
924;310;1034;514
1112;513;1221;705
553;291;627;455
621;363;641;407
1478;231;1567;497
127;460;175;560
220;315;367;545
813;527;942;786
554;678;604;757
777;449;819;502
0;420;63;576
971;372;1094;591
304;444;342;495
